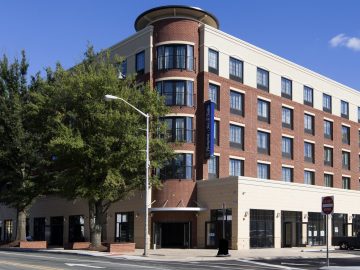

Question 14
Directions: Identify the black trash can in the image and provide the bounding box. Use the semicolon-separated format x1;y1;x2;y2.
217;238;230;256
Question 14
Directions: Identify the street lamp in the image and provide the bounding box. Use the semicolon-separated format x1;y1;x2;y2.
104;94;150;256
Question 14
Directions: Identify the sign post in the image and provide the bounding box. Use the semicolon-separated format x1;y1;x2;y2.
322;196;334;267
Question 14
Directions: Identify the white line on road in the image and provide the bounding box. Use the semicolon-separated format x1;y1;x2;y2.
237;259;306;270
281;262;311;266
65;263;106;268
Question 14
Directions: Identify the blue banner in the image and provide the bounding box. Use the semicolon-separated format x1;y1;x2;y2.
205;100;215;159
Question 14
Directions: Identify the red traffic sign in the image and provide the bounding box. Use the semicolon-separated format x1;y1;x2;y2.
322;196;334;215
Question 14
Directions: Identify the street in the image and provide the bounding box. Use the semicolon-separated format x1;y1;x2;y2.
1;250;360;270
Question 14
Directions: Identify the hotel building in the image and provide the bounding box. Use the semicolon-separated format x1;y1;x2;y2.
1;5;360;250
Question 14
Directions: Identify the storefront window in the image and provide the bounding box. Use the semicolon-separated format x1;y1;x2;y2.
250;209;274;248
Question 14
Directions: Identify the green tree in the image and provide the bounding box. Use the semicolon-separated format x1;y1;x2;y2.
44;48;172;248
0;52;49;243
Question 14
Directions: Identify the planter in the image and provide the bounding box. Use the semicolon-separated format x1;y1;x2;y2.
70;242;91;250
108;242;135;253
20;241;47;249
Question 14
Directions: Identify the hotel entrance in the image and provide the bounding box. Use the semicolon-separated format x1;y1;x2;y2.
281;211;302;247
153;222;190;248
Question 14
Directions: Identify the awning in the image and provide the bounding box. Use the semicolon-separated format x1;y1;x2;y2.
149;207;207;212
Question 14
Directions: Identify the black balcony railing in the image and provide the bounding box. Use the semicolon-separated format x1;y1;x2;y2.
161;91;194;107
165;128;195;143
156;55;195;71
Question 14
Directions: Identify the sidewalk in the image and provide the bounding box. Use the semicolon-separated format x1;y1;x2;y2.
4;246;358;262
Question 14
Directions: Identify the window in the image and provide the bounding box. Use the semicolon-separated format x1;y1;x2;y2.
282;107;293;129
358;107;360;123
257;99;270;123
229;57;243;82
209;83;220;110
156;80;193;107
208;156;219;179
341;100;349;119
119;59;127;79
257;68;269;91
342;125;350;145
208;49;219;74
304;170;315;185
229;124;244;149
115;212;134;242
282;167;293;182
163;117;193;143
304;142;314;163
304;114;314;135
281;77;292;99
214;120;219;146
230;90;244;116
324;174;333;187
359;130;360;147
323;94;332;113
4;220;13;242
257;131;270;155
250;209;274;248
160;153;193;180
157;44;194;71
257;163;270;179
304;86;313;106
282;136;293;159
68;215;85;242
324;120;333;140
324;147;333;167
229;159;244;176
342;151;350;170
135;51;145;74
342;177;351;190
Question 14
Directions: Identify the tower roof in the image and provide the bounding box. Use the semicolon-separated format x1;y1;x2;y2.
135;5;219;31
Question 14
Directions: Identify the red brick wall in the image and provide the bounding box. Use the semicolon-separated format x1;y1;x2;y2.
151;19;200;207
198;71;360;190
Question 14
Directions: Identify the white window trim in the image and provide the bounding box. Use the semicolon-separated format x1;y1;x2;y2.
342;148;351;153
230;87;245;94
174;150;194;154
165;113;195;118
304;139;315;144
257;160;271;165
209;80;221;86
282;134;294;139
214;117;221;121
324;144;334;148
257;127;271;133
342;174;351;178
342;123;351;128
229;155;245;160
304;110;315;116
324;117;334;122
324;171;334;175
257;96;271;102
155;41;195;46
304;168;316;172
155;77;195;82
282;164;294;168
282;104;294;109
229;121;245;127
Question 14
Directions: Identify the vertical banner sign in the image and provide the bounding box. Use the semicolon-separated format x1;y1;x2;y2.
205;100;215;159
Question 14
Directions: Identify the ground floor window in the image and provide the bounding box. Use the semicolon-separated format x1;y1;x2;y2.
352;214;360;236
332;213;348;237
307;212;326;246
250;209;274;248
205;208;232;248
4;220;13;242
69;215;85;242
115;212;134;242
0;221;2;241
33;217;46;241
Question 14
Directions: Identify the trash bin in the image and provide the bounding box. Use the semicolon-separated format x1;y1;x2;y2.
217;238;230;256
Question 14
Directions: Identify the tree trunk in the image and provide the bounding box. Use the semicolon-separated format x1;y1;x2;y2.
15;209;27;242
89;200;104;249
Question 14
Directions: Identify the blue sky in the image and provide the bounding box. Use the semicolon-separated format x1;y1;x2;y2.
1;0;360;90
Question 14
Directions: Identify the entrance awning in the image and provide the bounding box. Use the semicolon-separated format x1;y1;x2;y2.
149;207;207;212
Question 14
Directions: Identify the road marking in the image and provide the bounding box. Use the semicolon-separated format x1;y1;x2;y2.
281;262;311;266
237;259;306;270
0;259;63;270
65;263;105;268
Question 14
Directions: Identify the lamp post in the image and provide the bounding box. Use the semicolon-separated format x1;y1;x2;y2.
104;94;150;256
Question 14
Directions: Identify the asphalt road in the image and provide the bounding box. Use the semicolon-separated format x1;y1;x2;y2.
0;250;360;270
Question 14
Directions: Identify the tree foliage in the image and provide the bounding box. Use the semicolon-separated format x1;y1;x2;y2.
42;47;173;246
0;52;49;241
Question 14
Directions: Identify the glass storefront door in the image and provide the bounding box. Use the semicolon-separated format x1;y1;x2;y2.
307;212;326;246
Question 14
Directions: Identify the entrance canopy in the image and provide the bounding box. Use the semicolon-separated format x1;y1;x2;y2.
149;207;207;212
